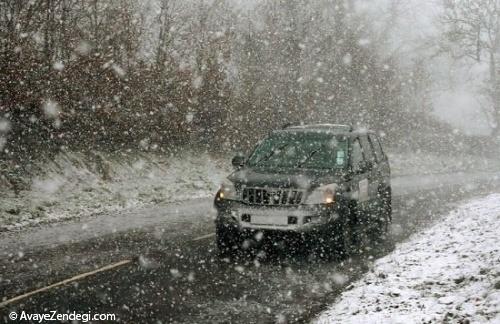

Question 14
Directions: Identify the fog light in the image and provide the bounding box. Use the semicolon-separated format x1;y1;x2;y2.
288;216;298;225
304;216;312;224
242;214;251;222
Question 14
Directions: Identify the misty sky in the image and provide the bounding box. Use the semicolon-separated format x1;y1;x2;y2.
358;0;492;135
235;0;492;135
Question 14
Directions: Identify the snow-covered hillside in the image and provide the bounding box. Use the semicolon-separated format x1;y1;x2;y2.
0;152;230;231
315;194;500;324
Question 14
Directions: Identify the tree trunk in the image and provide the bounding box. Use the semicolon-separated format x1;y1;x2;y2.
490;52;500;138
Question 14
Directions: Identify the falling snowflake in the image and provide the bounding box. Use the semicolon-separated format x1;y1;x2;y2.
53;61;64;71
112;64;126;78
0;119;11;133
75;41;91;55
342;53;352;66
42;100;60;119
192;76;203;89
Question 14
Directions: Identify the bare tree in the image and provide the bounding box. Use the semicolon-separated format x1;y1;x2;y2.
441;0;500;133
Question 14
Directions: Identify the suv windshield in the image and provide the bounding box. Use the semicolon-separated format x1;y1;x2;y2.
247;132;348;170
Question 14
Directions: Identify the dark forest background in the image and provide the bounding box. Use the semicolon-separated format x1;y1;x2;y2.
0;0;496;175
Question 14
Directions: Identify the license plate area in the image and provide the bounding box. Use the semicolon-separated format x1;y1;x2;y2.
250;214;288;226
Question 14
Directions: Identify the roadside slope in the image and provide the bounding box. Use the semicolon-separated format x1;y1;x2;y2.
0;152;229;231
315;194;500;324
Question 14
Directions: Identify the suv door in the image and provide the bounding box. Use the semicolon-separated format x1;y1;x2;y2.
369;134;390;189
348;137;370;208
359;135;380;215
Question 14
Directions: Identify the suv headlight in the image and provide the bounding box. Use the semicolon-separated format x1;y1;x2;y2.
304;184;336;205
216;181;239;201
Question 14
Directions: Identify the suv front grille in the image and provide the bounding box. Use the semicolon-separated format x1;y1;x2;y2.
242;187;304;205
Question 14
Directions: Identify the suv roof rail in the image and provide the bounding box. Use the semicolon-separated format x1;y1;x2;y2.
284;123;353;132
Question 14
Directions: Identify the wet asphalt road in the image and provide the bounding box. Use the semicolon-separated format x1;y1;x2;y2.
1;175;499;323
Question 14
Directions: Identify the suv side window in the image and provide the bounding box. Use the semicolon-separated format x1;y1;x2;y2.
370;135;385;161
367;135;381;162
360;136;376;163
350;138;364;171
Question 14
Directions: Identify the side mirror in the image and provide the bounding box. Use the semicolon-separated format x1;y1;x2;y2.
231;154;245;169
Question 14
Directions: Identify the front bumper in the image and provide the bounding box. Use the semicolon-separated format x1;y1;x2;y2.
214;199;340;234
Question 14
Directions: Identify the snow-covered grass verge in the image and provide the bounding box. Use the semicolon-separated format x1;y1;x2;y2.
0;152;230;231
315;194;500;324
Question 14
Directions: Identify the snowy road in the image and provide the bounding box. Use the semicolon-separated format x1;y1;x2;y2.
0;171;499;323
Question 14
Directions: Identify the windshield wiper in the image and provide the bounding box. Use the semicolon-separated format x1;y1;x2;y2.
256;144;289;165
296;150;319;168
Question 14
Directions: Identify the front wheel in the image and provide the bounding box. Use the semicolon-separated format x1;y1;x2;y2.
336;202;361;258
216;224;240;257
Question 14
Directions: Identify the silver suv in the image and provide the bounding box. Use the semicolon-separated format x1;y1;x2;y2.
213;124;391;257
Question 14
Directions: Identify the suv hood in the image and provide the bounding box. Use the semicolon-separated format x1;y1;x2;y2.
228;167;342;190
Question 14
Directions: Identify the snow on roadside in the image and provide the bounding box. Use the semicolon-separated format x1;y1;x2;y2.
0;152;230;231
315;194;500;324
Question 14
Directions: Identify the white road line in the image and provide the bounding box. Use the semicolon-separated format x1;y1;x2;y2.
192;232;215;241
0;259;132;308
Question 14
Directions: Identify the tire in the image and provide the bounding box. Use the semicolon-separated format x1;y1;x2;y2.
216;224;240;257
310;230;336;260
336;202;359;258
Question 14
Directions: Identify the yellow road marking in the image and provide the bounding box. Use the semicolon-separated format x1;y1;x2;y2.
0;259;132;308
1;232;216;307
191;232;215;241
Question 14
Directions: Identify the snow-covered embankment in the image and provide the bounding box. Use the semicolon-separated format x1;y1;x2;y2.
0;152;230;231
315;194;500;324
